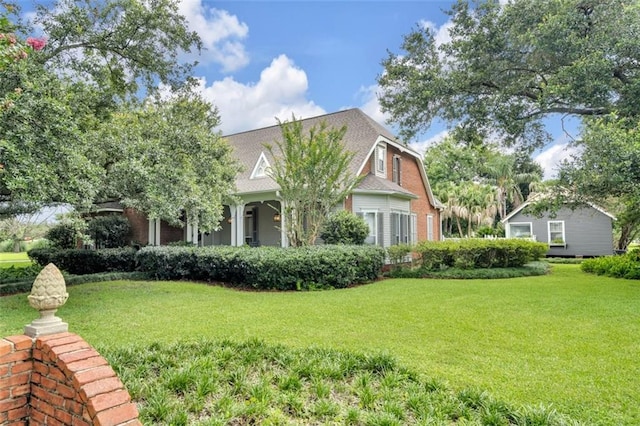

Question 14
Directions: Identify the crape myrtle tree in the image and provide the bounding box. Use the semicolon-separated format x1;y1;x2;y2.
266;116;362;247
1;0;238;231
378;0;640;149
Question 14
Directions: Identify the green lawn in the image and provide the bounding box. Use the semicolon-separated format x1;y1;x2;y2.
1;264;638;425
0;252;32;268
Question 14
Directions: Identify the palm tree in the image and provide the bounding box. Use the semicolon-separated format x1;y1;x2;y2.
482;154;540;220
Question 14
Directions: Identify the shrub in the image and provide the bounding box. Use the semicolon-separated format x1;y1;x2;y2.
415;239;547;271
582;252;640;279
87;215;132;248
320;211;369;245
45;223;77;249
387;244;413;266
28;247;137;275
136;245;385;290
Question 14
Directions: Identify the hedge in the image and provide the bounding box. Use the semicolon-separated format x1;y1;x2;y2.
414;239;548;271
581;250;640;279
28;247;138;275
0;272;150;296
136;245;386;290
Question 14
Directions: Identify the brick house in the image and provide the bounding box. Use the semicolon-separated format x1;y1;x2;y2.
124;108;442;248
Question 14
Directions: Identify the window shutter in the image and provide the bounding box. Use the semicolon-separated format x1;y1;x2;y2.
377;212;384;247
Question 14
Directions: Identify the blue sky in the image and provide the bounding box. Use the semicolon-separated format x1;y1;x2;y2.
22;0;576;179
176;0;577;179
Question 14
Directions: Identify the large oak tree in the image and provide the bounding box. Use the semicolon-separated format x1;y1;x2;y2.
378;0;640;148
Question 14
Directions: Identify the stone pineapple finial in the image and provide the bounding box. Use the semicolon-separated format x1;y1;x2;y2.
24;263;69;337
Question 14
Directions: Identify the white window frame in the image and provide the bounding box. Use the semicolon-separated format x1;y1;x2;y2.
391;210;414;245
548;220;566;246
250;152;270;179
392;155;402;185
375;143;386;177
427;214;434;241
507;222;533;239
357;211;384;247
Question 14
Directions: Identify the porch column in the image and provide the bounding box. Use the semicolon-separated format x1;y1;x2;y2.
235;204;245;246
148;218;161;246
230;204;245;247
185;214;199;245
280;205;288;247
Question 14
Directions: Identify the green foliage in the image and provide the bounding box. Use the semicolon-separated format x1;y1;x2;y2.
0;263;41;284
96;88;239;232
28;247;137;275
379;0;640;148
1;1;238;230
102;339;577;425
44;223;77;249
265;116;361;247
558;116;640;250
136;245;385;290
386;244;413;266
581;252;640;280
320;210;369;245
415;239;548;271
388;261;550;280
0;271;148;296
86;215;131;248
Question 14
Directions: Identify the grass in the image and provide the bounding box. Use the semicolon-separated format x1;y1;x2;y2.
104;339;577;425
1;264;639;425
0;252;32;268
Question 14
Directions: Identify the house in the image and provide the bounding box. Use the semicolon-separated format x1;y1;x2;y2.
140;108;442;248
501;200;615;257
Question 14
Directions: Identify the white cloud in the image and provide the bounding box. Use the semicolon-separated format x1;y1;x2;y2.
410;129;449;156
195;54;325;134
419;19;453;47
353;84;389;126
534;143;580;180
178;0;249;72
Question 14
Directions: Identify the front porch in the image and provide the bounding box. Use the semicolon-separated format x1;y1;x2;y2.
147;199;286;248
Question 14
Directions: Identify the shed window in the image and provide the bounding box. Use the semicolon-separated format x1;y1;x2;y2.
508;222;532;238
548;221;565;245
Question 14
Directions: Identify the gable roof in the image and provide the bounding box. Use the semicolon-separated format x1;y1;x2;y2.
225;108;438;205
501;196;616;223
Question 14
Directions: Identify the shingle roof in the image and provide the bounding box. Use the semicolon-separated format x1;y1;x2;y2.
225;108;419;195
354;174;417;198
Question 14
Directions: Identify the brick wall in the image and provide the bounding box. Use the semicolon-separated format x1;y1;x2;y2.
0;333;140;426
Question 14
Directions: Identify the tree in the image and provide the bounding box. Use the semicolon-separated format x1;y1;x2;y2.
482;153;540;220
93;88;239;233
424;136;540;235
378;0;640;148
266;117;361;247
558;117;640;250
0;1;221;219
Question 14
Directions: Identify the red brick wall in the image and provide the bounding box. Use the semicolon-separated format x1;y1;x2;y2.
123;209;149;246
363;145;440;242
0;333;140;426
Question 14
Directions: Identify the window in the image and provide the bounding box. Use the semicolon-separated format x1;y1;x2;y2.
427;214;434;241
392;155;402;185
391;211;414;245
250;152;270;179
357;211;384;246
548;221;565;245
375;144;386;177
508;222;532;238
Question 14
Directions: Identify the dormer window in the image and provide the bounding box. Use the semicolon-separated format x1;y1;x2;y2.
375;143;386;177
392;155;402;185
250;152;271;179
